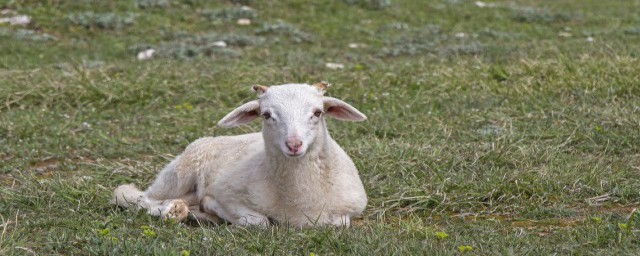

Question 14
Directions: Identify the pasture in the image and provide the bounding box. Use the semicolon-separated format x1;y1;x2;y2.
1;0;639;254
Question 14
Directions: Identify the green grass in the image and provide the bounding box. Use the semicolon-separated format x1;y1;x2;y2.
1;0;639;254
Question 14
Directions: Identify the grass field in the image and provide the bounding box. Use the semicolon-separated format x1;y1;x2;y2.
1;0;639;254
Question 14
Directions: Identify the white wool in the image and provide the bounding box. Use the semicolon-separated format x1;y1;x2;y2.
111;83;367;227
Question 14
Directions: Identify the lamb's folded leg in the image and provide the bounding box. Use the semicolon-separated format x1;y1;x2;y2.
111;184;189;221
200;195;269;227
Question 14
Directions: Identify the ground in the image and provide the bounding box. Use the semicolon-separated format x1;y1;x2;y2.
1;0;639;255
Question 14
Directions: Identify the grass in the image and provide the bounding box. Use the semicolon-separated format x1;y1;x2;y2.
1;0;639;254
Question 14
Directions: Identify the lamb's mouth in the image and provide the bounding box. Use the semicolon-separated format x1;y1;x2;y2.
284;152;304;157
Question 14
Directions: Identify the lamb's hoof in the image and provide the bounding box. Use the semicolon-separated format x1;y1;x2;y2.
188;205;223;224
162;199;189;222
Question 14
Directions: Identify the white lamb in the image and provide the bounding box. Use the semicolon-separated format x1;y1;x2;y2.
111;82;368;227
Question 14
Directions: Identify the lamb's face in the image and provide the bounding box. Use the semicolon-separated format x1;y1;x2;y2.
217;82;367;158
258;84;325;157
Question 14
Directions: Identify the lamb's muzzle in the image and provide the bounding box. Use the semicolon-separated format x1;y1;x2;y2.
285;137;303;155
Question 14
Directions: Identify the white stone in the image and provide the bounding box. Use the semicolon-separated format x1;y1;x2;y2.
212;41;227;47
326;63;345;69
137;49;155;60
0;14;31;25
237;18;251;25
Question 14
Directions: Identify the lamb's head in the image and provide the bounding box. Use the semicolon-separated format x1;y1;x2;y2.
218;82;367;158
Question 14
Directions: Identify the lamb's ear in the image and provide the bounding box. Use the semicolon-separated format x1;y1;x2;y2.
217;100;261;127
323;97;367;122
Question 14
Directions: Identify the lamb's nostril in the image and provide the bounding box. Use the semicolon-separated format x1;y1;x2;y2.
286;139;303;152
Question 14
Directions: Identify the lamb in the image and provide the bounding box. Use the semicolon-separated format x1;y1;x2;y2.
110;82;368;227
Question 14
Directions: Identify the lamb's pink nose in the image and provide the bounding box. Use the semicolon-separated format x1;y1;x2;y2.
286;138;303;153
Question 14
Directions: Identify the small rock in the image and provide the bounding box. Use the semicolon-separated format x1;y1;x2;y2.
455;32;467;38
325;63;344;69
474;1;495;8
586;36;594;42
237;18;251;25
212;41;227;47
0;14;31;25
137;49;155;60
558;32;572;37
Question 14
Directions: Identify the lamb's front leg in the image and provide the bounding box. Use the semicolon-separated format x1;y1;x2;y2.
326;214;351;226
200;195;269;227
112;184;190;221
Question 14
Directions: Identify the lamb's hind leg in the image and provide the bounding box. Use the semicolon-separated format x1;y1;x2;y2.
111;158;197;221
200;195;269;227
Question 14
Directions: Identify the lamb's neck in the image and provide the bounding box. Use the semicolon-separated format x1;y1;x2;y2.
265;128;335;186
265;148;334;204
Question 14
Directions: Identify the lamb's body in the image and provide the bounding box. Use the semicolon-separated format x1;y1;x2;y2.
111;83;367;227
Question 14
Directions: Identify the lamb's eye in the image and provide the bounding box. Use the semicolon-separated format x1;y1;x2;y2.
263;112;271;120
313;110;323;117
